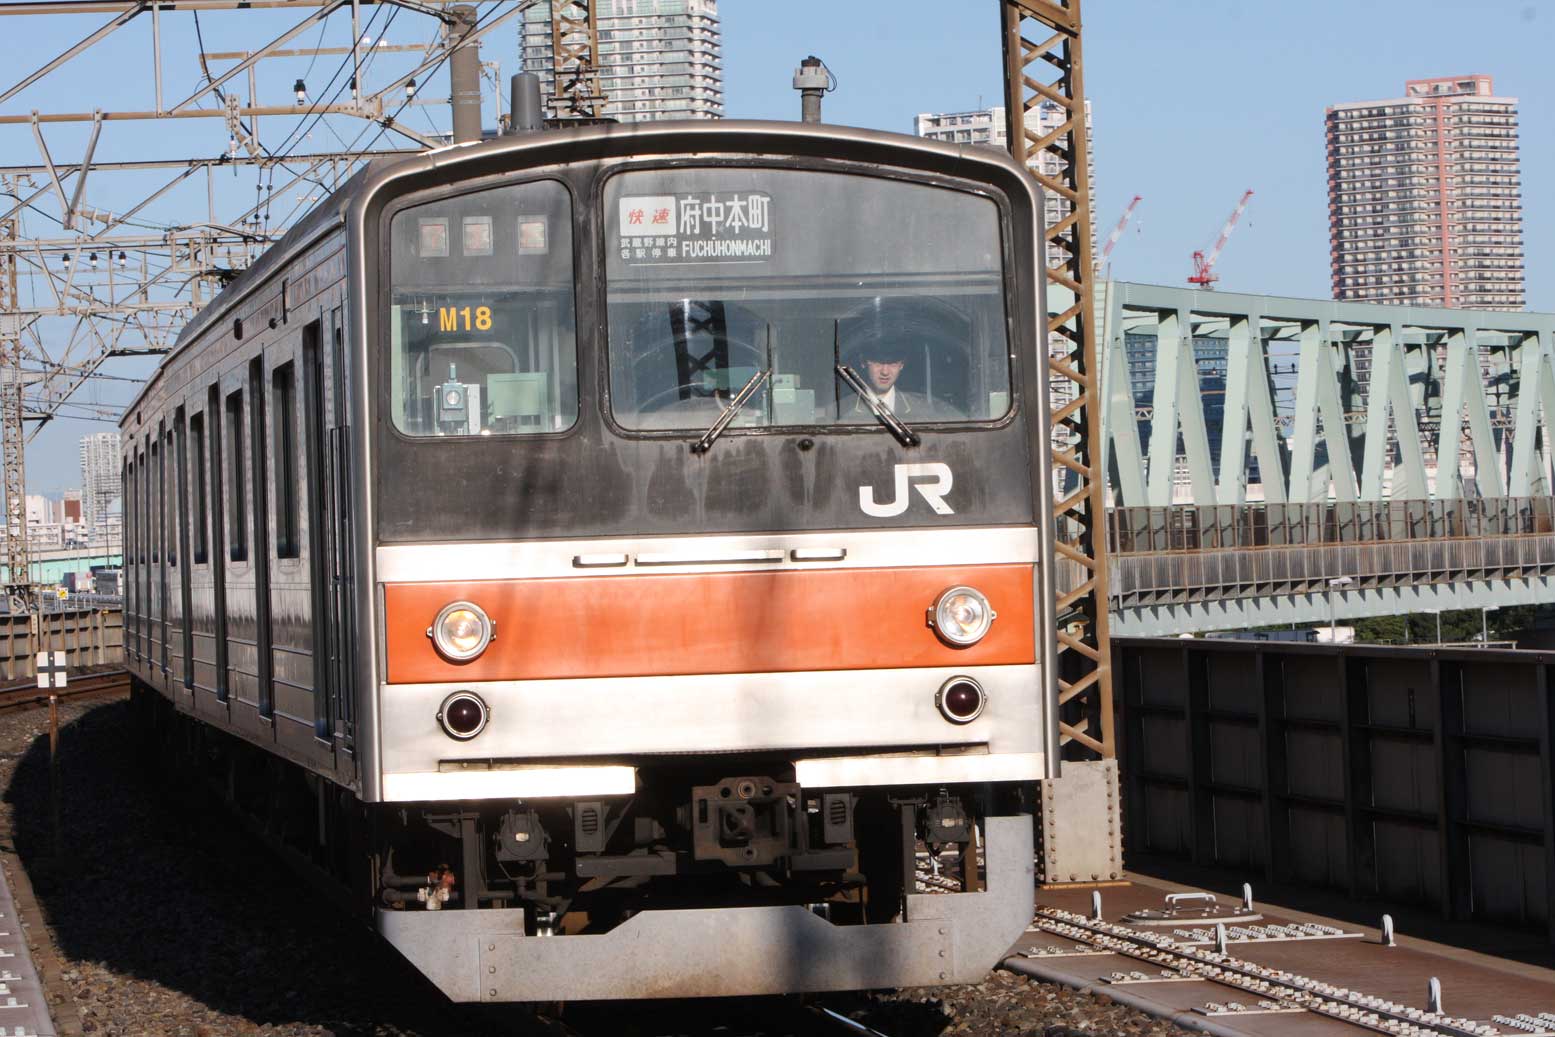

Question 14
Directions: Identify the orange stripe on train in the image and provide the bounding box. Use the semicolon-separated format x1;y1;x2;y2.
384;563;1035;683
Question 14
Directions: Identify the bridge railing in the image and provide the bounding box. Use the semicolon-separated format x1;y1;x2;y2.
1107;496;1555;554
1105;497;1555;609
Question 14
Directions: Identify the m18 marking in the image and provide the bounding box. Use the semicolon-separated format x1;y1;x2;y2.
437;305;493;332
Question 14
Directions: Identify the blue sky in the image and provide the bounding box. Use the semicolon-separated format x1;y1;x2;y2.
724;0;1552;304
2;0;1550;490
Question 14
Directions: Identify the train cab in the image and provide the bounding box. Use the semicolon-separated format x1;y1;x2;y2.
361;122;1058;999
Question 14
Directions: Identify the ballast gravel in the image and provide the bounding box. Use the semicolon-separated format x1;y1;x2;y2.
0;696;1187;1036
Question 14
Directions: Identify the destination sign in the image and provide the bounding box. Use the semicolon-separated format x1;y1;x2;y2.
616;192;774;266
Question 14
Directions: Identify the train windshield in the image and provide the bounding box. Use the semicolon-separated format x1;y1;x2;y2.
604;168;1012;432
387;179;578;437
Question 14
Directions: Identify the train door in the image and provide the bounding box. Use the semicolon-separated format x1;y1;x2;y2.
165;425;180;681
124;456;136;665
155;424;168;677
249;357;274;719
209;385;229;704
303;320;333;741
139;443;149;664
175;408;193;691
327;307;355;749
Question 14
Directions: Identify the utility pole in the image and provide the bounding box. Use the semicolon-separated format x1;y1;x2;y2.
0;175;29;614
548;0;606;119
1003;0;1123;887
1002;0;1112;761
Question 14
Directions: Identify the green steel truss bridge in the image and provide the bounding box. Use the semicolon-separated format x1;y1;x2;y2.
1094;281;1555;636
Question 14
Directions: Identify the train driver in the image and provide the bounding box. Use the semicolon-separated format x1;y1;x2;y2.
847;334;963;421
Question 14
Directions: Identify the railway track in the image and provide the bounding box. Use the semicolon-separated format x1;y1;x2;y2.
1021;905;1529;1037
0;667;129;712
520;997;899;1037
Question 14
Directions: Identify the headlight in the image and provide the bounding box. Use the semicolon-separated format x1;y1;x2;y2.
428;601;494;662
928;586;995;646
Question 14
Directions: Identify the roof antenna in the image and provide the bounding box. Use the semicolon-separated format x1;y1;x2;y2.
793;55;833;123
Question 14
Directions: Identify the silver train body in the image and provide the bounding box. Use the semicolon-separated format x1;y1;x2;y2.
121;120;1058;1000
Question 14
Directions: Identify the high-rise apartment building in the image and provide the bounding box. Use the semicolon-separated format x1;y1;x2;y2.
913;107;1007;148
915;102;1100;469
1327;75;1525;310
913;102;1097;268
79;431;120;529
520;1;723;123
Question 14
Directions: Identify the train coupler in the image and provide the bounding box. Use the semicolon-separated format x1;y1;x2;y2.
688;776;854;870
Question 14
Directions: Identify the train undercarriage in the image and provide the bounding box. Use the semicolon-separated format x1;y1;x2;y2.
134;678;1036;1000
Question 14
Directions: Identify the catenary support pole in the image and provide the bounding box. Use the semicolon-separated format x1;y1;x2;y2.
449;4;481;143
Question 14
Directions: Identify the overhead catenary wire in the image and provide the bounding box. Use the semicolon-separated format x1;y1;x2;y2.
13;0;522;442
259;2;404;229
264;0;396;161
18;366;146;384
191;8;333;197
339;0;517;163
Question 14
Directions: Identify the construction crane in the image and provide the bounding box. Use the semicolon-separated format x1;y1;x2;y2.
1188;189;1254;288
1098;194;1142;268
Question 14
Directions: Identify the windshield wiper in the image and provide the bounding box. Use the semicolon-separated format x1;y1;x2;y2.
691;368;771;454
835;364;921;448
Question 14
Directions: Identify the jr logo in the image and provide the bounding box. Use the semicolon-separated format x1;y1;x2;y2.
858;462;955;518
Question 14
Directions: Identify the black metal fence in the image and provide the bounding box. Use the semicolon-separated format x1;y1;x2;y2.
1116;637;1555;937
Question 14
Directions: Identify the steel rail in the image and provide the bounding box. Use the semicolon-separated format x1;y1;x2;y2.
0;668;129;711
1025;907;1498;1037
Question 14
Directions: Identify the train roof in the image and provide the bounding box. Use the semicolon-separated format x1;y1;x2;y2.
124;118;1040;430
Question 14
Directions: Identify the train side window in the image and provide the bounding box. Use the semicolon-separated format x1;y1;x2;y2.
170;423;183;570
208;388;224;559
226;390;247;563
209;384;229;701
272;361;300;559
138;447;148;564
250;356;273;719
150;439;160;563
125;459;134;562
191;412;208;565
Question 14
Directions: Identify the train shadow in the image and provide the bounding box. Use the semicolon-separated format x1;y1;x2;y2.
2;698;473;1035
1;700;961;1036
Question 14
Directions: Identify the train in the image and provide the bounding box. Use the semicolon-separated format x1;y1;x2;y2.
121;117;1058;1001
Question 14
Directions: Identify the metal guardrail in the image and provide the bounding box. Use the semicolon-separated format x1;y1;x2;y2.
1111;534;1555;608
1108;496;1555;554
1105;497;1555;609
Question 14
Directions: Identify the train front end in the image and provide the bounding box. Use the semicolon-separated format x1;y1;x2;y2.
354;121;1057;1000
